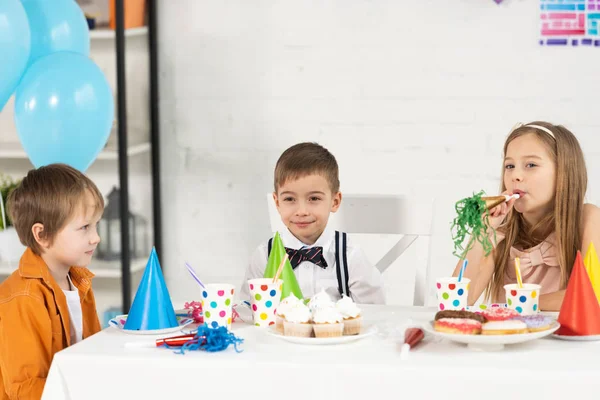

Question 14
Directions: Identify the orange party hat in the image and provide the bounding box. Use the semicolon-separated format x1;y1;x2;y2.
556;251;600;336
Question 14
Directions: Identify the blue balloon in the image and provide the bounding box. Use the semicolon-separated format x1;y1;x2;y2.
21;0;89;64
15;52;114;172
0;0;31;111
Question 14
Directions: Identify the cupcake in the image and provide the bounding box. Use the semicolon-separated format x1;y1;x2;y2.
336;295;362;335
308;289;335;313
276;294;302;333
312;305;344;338
283;303;313;338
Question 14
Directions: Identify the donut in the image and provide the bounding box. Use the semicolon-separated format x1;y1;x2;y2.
434;310;486;324
482;307;520;321
434;318;482;335
481;320;528;335
511;315;554;332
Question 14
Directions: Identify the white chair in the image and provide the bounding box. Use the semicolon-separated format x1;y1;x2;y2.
266;194;435;306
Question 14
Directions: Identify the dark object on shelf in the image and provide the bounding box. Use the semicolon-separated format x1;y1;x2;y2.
96;187;149;261
85;14;96;30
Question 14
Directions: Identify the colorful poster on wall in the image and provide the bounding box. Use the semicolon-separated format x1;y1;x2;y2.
540;0;600;46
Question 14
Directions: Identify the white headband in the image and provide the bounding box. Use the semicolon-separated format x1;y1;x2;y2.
510;122;555;139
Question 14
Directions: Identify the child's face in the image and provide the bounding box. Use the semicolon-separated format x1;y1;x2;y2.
503;133;556;223
46;190;103;269
274;174;341;245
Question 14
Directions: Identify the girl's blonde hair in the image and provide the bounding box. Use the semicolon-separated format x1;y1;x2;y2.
487;121;587;301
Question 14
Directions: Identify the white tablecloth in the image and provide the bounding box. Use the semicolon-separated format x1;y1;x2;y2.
42;305;600;400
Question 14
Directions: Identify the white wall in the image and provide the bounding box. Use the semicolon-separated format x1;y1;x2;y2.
158;0;600;305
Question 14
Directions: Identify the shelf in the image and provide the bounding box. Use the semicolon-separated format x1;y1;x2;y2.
90;26;148;40
0;258;147;278
0;141;150;161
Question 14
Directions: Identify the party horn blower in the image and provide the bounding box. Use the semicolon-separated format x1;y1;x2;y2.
125;333;200;349
399;328;424;360
482;194;520;210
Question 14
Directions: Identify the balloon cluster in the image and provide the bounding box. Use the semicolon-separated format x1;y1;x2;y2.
0;0;114;171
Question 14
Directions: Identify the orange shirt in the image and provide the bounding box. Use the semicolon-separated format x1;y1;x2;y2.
0;248;101;399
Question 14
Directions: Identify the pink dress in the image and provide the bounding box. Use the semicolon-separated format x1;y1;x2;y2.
496;232;561;302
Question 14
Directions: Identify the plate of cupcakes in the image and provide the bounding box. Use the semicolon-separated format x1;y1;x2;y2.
423;308;560;350
266;290;377;345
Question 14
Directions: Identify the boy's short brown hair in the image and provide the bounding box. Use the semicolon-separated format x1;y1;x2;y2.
7;164;104;255
274;142;340;193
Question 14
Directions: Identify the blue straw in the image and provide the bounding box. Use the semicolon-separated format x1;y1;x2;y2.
458;259;468;282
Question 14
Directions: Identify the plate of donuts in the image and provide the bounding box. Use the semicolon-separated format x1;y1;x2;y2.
423;308;560;350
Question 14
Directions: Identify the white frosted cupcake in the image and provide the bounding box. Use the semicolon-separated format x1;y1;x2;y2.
283;303;313;338
336;295;362;335
312;305;344;338
276;294;302;333
308;289;335;313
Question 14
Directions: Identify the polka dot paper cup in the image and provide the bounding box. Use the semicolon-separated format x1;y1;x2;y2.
201;284;235;329
436;277;470;311
504;283;541;315
248;278;283;328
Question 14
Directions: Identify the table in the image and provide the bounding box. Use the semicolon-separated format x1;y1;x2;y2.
42;305;600;400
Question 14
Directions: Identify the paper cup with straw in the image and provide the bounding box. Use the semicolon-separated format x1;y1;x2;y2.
504;257;541;315
436;276;470;311
504;283;541;315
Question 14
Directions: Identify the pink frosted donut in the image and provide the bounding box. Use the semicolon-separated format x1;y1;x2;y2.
482;308;520;321
434;318;482;335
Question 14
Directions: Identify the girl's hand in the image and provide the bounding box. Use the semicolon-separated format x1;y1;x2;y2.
486;191;516;230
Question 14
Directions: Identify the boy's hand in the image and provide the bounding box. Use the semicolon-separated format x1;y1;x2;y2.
486;191;516;230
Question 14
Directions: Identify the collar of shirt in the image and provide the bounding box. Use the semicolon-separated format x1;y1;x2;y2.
279;224;335;253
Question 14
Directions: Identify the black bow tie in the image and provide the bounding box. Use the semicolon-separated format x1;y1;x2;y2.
285;247;328;270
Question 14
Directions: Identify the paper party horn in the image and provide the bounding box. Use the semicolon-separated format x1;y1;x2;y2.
399;328;424;360
481;194;520;210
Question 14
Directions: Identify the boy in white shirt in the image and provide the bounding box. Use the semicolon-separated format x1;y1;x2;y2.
241;142;385;303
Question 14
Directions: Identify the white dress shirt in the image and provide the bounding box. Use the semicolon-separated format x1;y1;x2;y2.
241;225;385;304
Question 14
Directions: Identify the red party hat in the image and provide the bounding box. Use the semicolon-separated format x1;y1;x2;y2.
556;251;600;336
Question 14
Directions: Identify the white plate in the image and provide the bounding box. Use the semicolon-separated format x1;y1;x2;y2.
109;314;194;335
423;321;560;351
266;325;377;345
552;333;600;341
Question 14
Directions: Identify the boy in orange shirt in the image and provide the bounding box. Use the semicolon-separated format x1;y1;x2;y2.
0;164;104;399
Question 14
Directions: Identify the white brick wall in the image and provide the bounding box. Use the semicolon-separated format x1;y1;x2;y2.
158;0;600;305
